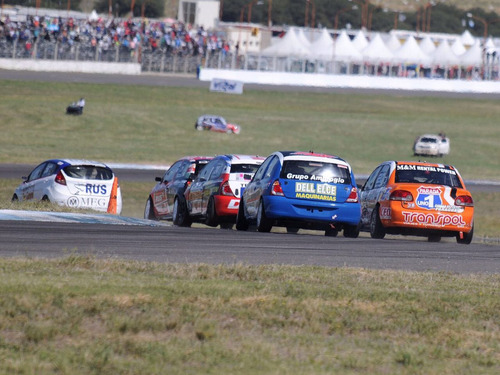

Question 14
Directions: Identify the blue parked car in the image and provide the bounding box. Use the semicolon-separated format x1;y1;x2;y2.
236;151;361;237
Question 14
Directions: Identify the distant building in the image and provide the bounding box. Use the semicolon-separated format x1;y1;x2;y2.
177;0;219;30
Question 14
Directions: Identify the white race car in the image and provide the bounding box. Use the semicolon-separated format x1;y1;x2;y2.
413;134;450;157
12;159;122;214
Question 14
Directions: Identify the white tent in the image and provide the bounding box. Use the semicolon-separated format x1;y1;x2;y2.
485;37;495;49
386;33;402;51
394;35;432;65
460;30;475;46
451;37;467;56
420;36;436;55
295;27;313;49
333;30;363;62
261;27;311;57
352;29;369;52
310;28;334;60
362;33;394;63
460;40;483;67
432;40;460;66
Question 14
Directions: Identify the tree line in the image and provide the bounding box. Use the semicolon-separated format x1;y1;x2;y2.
4;0;500;37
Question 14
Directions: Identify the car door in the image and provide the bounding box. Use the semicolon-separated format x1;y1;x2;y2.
201;159;226;215
165;160;190;216
360;165;381;226
367;163;391;220
187;160;216;215
246;155;279;218
244;156;272;218
20;162;47;201
36;162;59;200
152;161;182;217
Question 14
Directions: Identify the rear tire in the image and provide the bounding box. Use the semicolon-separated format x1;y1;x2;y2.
11;194;19;202
173;197;192;227
236;200;249;231
457;226;473;245
325;225;338;237
370;207;386;239
256;200;272;232
205;197;219;227
428;235;441;242
343;223;360;238
144;197;157;220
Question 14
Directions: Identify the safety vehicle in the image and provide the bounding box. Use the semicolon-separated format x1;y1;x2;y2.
413;134;450;157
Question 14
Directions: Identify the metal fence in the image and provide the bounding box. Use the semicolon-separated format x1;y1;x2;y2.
1;39;498;80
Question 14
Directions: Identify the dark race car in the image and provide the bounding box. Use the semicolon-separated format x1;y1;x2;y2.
144;156;213;225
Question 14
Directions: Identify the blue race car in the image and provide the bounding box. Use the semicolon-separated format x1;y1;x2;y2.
236;151;361;237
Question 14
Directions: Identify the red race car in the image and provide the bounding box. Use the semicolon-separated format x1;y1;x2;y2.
183;154;265;229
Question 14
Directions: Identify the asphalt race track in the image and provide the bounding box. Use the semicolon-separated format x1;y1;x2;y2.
1;69;499;274
0;220;499;274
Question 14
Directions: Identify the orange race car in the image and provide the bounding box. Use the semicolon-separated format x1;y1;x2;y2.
359;161;474;244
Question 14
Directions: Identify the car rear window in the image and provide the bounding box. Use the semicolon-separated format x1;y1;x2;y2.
230;163;261;174
280;160;351;185
64;166;113;180
395;164;463;188
420;137;437;143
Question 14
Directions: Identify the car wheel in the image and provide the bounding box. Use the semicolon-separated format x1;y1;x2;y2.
370;206;386;239
456;226;473;245
325;225;338;237
144;197;157;220
41;195;50;202
428;235;441;242
343;223;360;238
286;227;299;234
11;194;19;202
196;123;203;131
173;197;192;227
256;200;272;232
236;200;249;231
205;196;219;227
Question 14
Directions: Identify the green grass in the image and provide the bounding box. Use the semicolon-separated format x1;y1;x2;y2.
1;80;499;179
0;256;498;374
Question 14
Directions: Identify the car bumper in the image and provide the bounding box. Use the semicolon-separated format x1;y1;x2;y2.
263;196;361;226
214;195;240;217
380;202;473;234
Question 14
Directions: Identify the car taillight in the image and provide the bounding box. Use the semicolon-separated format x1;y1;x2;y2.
220;181;234;196
346;187;358;203
271;180;284;196
390;190;413;201
55;171;66;186
455;195;474;207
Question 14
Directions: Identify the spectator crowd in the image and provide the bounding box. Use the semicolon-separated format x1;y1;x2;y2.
0;11;233;61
